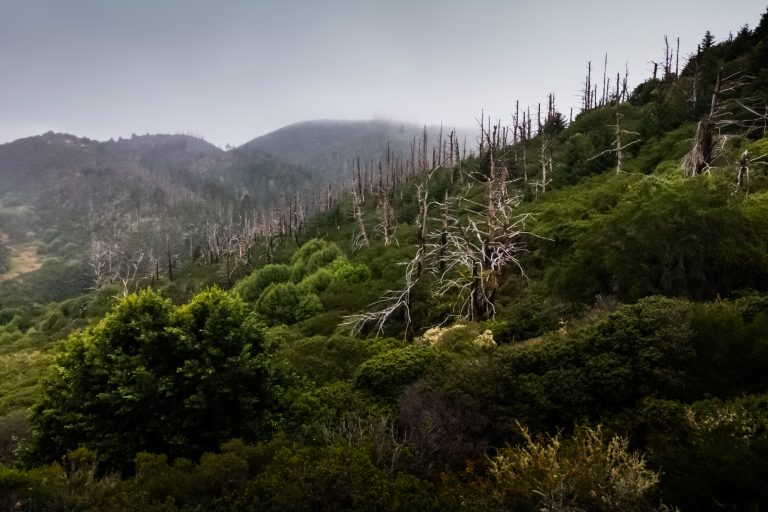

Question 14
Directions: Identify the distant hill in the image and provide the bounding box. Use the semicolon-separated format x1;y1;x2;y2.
0;132;312;205
0;132;312;303
241;119;473;182
0;120;470;304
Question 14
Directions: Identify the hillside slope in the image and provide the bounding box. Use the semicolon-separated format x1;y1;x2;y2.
242;119;472;182
2;8;768;512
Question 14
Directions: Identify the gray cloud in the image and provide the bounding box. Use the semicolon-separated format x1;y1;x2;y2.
0;0;764;147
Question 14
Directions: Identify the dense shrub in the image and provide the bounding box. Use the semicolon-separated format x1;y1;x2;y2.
27;288;271;470
290;239;343;282
353;345;441;402
256;282;323;325
235;263;292;303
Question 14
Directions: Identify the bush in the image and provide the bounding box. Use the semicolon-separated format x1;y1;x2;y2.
545;176;768;301
257;282;323;325
235;263;292;303
248;443;436;511
27;288;272;470
290;239;343;282
297;268;333;294
353;345;441;402
656;394;768;511
472;425;661;512
276;335;401;384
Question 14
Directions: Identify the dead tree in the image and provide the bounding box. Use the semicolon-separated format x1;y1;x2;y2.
735;150;768;193
682;71;754;177
375;163;397;246
344;169;436;337
583;61;593;111
88;239;113;290
588;110;641;173
345;127;531;334
352;159;370;249
736;150;750;191
663;36;672;79
535;100;555;194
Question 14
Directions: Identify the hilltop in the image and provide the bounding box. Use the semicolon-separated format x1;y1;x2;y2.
243;119;472;181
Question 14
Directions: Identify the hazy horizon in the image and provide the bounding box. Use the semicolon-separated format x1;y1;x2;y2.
1;0;765;148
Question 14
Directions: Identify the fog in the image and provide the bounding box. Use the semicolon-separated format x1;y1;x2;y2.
0;0;764;147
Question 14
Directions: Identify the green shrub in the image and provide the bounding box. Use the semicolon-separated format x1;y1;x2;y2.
472;425;661;512
290;239;343;282
235;263;292;303
297;268;333;294
354;345;440;401
248;443;436;511
27;288;271;470
328;258;372;284
277;335;401;384
656;394;768;511
257;282;323;325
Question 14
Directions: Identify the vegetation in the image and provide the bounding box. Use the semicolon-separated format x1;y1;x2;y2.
2;9;768;511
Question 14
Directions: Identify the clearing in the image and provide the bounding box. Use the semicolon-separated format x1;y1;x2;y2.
0;232;42;283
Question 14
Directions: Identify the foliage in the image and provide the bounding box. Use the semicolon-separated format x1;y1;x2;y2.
653;394;768;511
353;345;441;402
474;425;661;512
234;263;292;303
289;238;344;282
543;175;768;301
248;443;436;511
0;240;10;274
26;288;271;470
5;11;768;511
256;282;324;325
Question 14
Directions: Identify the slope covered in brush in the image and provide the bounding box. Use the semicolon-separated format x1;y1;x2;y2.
3;9;768;512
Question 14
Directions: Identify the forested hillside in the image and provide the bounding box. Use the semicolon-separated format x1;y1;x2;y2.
2;8;768;511
0;132;316;307
243;119;470;183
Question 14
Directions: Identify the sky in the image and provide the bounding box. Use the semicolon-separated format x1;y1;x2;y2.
1;0;765;148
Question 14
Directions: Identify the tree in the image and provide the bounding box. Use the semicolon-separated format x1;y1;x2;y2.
27;288;271;470
702;30;715;51
681;71;758;177
347;135;530;334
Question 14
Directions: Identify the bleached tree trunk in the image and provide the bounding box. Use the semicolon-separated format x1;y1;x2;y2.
352;161;369;249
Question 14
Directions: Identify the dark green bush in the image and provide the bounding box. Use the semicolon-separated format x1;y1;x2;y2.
353;345;440;402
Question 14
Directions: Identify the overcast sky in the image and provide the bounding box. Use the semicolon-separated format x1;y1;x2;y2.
1;0;765;147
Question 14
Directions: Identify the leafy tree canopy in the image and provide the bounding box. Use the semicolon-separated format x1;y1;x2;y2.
26;287;271;470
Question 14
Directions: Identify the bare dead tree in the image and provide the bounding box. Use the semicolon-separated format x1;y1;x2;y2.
115;249;145;297
88;239;113;290
602;53;608;106
352;159;370;249
682;71;757;177
534;100;555;195
345;126;532;335
588;111;641;173
735;150;768;194
375;163;397;246
736;149;750;191
651;61;659;81
583;61;593;111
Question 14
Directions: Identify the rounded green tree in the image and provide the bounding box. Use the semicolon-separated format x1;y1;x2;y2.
27;287;271;470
